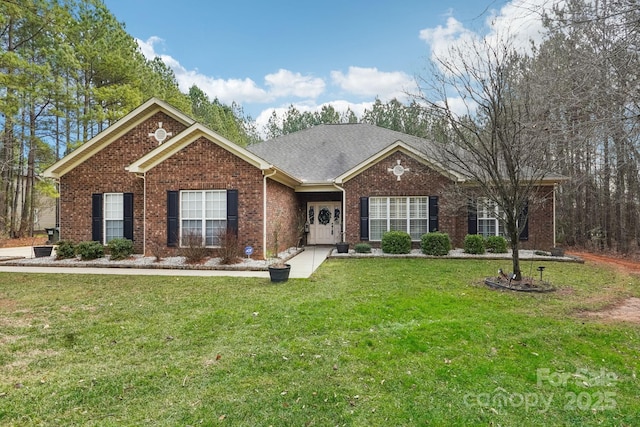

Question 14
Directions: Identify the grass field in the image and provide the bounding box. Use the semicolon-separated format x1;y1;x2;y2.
1;258;639;426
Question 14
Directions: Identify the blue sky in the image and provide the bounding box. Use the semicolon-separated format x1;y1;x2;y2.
102;0;547;130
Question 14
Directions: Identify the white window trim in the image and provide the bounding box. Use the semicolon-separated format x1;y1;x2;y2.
369;196;429;241
477;198;505;237
179;190;227;248
103;192;124;245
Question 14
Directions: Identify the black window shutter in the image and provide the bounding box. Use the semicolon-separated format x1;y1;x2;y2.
92;193;103;243
428;196;439;232
519;201;529;241
360;197;369;241
123;193;134;241
467;198;478;235
227;189;239;237
167;191;179;247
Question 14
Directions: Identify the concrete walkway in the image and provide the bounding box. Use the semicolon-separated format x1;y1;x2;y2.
0;245;333;278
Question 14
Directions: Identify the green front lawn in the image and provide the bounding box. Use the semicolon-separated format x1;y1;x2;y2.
1;259;638;426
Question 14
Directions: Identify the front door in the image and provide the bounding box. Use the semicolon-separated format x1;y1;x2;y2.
307;202;342;245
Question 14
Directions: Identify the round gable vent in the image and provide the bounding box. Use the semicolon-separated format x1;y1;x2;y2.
154;127;168;143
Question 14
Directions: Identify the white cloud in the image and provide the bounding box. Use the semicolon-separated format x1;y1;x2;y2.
137;36;164;59
331;66;415;101
484;0;555;51
419;16;478;60
135;37;325;105
264;69;325;98
419;0;557;60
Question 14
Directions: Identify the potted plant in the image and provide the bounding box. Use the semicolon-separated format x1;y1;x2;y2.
336;232;349;254
33;245;54;257
32;234;54;258
550;246;565;257
268;220;291;282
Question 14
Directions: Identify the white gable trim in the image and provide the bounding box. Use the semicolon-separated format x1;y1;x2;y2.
334;140;466;184
126;123;270;172
43;98;195;179
125;123;302;187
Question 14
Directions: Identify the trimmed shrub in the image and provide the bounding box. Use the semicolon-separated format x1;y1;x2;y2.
464;234;486;254
107;238;134;260
55;240;76;260
421;232;451;256
76;241;105;260
354;243;372;253
381;231;411;254
486;235;508;253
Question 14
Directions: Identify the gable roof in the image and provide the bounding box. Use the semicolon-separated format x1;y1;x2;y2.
247;123;458;183
126;122;271;173
43;98;195;179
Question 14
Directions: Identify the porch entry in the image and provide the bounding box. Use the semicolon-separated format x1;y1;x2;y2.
307;202;342;245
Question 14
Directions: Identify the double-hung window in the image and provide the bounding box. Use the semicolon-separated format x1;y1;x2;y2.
180;190;227;246
369;196;429;241
104;193;124;243
477;198;505;238
92;192;133;244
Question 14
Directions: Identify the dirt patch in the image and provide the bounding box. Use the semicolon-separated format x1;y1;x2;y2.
0;298;17;310
567;251;640;323
585;297;640;324
568;251;640;275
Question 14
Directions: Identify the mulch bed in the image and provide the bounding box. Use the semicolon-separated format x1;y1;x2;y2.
484;276;556;292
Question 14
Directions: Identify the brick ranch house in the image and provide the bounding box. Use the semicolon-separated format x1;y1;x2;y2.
43;98;562;258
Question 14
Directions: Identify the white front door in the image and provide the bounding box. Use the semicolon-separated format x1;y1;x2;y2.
307;202;342;245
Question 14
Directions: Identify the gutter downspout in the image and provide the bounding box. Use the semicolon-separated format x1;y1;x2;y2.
135;173;146;255
51;177;61;239
332;181;346;242
553;183;557;248
263;168;277;259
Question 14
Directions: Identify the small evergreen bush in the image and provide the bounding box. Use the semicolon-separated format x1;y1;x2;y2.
381;231;411;254
354;243;372;253
464;234;486;254
76;241;105;260
485;235;508;253
421;232;451;256
55;240;76;259
107;238;134;260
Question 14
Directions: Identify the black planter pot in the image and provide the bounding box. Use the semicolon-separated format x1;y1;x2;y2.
336;242;350;254
33;246;54;257
268;264;291;282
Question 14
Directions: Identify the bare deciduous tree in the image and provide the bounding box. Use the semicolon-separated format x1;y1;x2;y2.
413;33;561;280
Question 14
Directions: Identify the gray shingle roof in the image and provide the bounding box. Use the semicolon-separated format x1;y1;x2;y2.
247;123;436;182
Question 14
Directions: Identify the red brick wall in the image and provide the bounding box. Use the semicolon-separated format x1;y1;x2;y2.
343;151;456;247
145;136;265;257
342;150;557;250
59;112;187;252
523;185;556;250
59;113;270;258
265;179;300;257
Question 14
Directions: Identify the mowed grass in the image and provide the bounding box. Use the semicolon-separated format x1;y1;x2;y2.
1;259;639;426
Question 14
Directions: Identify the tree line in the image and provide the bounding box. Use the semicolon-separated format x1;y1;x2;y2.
0;0;256;238
266;0;640;255
3;0;639;256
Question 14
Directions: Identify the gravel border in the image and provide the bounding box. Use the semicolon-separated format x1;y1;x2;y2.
329;248;583;263
0;247;303;271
